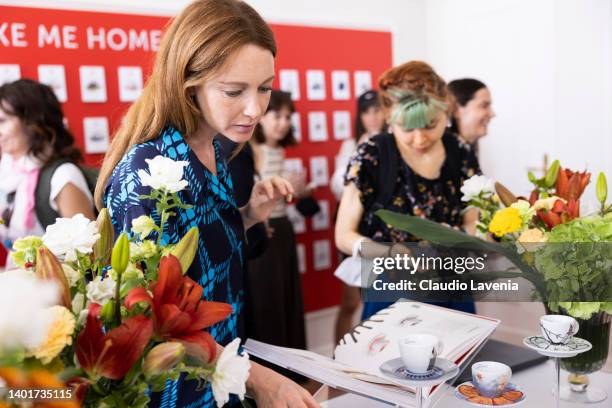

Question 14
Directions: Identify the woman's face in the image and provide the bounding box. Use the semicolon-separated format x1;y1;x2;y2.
259;106;292;144
0;104;30;158
455;87;495;143
195;43;275;143
360;105;385;136
390;110;447;155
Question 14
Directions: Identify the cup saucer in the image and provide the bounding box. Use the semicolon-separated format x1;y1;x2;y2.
522;335;592;358
454;381;526;407
379;357;458;387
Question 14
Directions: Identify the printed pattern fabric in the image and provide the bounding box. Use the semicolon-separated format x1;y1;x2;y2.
344;131;480;242
104;126;245;408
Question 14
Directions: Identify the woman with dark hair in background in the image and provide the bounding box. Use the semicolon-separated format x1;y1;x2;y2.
331;90;385;343
247;90;309;354
448;78;495;151
0;79;94;266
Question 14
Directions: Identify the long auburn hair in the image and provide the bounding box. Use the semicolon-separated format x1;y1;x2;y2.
94;0;276;208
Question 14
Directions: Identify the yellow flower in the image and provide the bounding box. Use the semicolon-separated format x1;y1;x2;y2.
489;207;523;237
29;306;75;365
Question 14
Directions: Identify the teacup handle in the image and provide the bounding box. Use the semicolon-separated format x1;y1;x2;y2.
570;321;579;336
434;340;444;356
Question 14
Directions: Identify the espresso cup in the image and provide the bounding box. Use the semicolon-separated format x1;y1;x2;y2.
540;314;579;345
398;334;443;374
472;361;512;398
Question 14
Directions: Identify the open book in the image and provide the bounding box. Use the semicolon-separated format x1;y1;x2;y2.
245;301;500;407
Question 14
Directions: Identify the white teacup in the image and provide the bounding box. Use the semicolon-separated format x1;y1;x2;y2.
398;334;443;374
472;361;512;398
540;315;579;345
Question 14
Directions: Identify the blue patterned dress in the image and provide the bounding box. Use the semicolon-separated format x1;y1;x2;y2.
104;126;245;408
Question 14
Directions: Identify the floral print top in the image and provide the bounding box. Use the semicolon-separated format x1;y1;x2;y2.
344;131;480;242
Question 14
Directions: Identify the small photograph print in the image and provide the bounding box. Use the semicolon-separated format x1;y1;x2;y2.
38;65;68;102
0;64;20;86
83;117;110;154
309;156;329;187
313;239;332;271
297;244;306;274
306;70;326;101
284;158;304;176
286;204;306;234
79;66;107;103
308;111;328;142
312;200;330;231
354;70;373;96
331;70;351;100
291;112;301;141
333;111;351;140
118;66;143;102
279;69;300;101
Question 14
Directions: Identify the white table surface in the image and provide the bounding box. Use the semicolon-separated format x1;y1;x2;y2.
320;360;612;407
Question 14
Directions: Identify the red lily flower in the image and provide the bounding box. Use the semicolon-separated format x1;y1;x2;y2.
536;198;580;229
125;255;233;363
556;168;590;201
75;303;153;380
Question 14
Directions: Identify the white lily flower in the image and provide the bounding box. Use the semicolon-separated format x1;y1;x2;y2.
42;214;100;262
137;155;189;193
212;338;251;406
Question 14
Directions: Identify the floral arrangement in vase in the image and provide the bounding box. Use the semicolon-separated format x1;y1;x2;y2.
376;160;612;319
0;156;250;407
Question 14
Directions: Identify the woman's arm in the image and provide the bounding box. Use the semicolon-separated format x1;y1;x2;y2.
462;207;479;236
335;183;368;255
55;182;95;220
330;140;354;200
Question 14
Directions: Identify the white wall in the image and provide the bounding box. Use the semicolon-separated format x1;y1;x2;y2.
425;0;612;199
2;0;427;65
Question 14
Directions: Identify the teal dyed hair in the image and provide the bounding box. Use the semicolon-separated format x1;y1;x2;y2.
389;88;447;130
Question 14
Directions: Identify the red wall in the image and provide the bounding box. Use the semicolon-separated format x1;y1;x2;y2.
0;6;392;311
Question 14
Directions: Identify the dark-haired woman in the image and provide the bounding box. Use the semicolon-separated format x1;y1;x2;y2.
247;90;308;352
0;79;94;266
448;78;495;149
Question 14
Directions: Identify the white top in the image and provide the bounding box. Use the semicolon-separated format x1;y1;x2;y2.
0;154;93;264
259;144;287;218
331;139;357;201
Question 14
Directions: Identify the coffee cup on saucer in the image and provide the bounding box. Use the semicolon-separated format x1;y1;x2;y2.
472;361;512;398
540;314;579;345
398;334;443;374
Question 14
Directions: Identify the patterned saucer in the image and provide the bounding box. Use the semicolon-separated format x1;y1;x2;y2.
455;381;526;407
379;357;459;387
522;335;592;358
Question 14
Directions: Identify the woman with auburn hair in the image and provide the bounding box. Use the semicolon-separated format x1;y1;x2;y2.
0;79;95;265
334;61;481;321
96;1;318;407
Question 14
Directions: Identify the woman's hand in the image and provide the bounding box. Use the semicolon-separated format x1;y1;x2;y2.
248;363;319;408
241;176;294;229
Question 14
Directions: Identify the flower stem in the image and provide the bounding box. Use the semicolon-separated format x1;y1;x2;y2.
115;271;122;325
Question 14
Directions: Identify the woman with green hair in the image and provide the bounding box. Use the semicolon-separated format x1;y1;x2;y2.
334;61;481;320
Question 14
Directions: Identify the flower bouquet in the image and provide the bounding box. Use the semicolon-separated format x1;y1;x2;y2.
0;156;250;407
376;161;612;401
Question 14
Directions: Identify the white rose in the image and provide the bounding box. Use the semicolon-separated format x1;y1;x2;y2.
0;270;58;353
86;276;116;305
132;215;157;239
461;175;496;202
62;264;80;288
212;338;251;406
137;155;189;193
42;214;100;262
